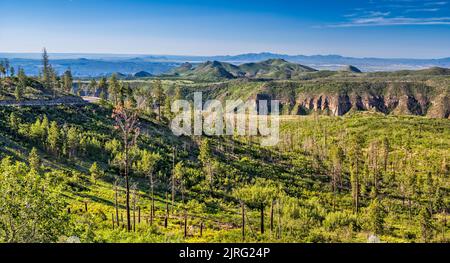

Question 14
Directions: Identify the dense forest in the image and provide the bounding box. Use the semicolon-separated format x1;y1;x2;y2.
0;51;449;243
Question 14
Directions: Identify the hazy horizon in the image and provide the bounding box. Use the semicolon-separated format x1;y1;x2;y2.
1;0;450;58
1;51;449;60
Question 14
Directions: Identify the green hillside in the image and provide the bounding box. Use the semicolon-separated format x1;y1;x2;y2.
0;103;448;243
169;59;317;81
238;59;317;79
0;75;69;101
0;74;449;243
175;73;450;118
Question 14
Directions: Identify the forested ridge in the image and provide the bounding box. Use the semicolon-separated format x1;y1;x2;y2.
0;52;449;243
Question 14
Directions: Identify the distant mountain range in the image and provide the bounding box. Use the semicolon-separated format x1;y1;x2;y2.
169;59;319;81
2;57;178;78
1;52;449;77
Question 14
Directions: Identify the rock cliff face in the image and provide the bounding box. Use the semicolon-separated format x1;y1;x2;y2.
427;94;450;118
254;82;450;119
293;93;429;116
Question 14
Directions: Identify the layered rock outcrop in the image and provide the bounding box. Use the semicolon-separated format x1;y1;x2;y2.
292;93;448;118
254;82;449;119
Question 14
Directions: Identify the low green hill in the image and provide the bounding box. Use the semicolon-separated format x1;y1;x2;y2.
0;76;70;100
134;71;153;78
169;59;317;81
171;61;236;81
239;58;317;79
367;67;450;78
340;65;362;73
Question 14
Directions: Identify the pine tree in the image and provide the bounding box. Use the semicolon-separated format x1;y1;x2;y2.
0;62;5;78
164;96;173;121
367;140;381;197
98;77;107;96
368;198;384;235
199;138;214;191
89;162;103;183
49;67;59;95
348;134;364;214
99;91;107;103
14;85;23;101
41;48;51;87
153;79;164;121
108;74;119;105
66;126;78;158
18;67;27;88
28;147;41;171
330;145;344;192
42;115;48;130
144;86;154;115
63;69;73;93
4;59;10;76
47;121;60;155
88;79;97;96
77;79;83;96
8;112;20;131
30;118;42;142
174;161;186;202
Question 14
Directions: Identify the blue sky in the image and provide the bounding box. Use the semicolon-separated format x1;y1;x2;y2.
1;0;450;58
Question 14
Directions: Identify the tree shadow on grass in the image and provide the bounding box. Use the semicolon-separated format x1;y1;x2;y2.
75;192;120;208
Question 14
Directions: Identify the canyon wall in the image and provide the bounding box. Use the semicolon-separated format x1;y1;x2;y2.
254;82;450;119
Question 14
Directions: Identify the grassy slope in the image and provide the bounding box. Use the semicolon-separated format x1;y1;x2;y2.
0;104;271;242
0;102;449;242
0;77;69;100
278;112;450;242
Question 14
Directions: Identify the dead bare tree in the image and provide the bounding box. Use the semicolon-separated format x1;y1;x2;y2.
171;146;177;213
112;102;140;232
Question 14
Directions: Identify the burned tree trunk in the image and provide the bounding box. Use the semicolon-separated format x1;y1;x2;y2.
270;200;274;233
184;212;187;238
114;180;120;226
200;221;203;237
260;203;265;234
241;201;245;241
112;213;115;230
164;192;169;228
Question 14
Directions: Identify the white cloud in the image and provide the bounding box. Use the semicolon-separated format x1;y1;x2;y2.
424;1;448;6
405;8;440;12
324;16;450;27
367;11;392;16
320;0;450;28
343;13;358;18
